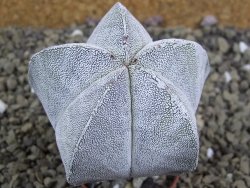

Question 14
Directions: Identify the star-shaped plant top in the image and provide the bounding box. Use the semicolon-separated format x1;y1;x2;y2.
28;2;210;186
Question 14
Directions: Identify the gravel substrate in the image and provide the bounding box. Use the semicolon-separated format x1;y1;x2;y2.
0;23;250;188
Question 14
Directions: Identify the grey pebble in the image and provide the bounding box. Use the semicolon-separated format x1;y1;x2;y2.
218;37;230;53
6;75;17;90
233;180;247;188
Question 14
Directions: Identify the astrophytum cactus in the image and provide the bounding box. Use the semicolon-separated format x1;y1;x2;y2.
28;2;210;186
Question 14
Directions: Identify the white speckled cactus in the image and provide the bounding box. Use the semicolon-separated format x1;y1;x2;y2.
28;2;210;186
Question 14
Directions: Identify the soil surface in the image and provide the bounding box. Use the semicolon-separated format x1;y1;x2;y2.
0;23;250;188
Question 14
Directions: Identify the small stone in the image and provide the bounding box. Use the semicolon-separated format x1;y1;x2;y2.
56;164;65;174
6;130;16;144
218;37;230;53
70;29;83;37
6;76;17;90
230;81;239;92
226;173;233;182
226;132;235;143
0;99;7;114
244;49;250;60
34;181;43;188
231;69;240;81
233;43;240;53
233;53;241;63
201;15;218;27
202;175;217;184
16;95;27;105
240;157;249;174
192;175;202;186
243;175;250;187
133;177;147;188
193;29;203;38
25;182;33;188
31;87;35;93
1;183;8;188
21;122;33;133
6;143;18;152
0;164;5;171
196;114;204;130
224;71;232;83
124;182;133;188
239;41;248;53
223;90;232;101
233;180;247;188
212;54;222;65
207;147;214;159
209;72;219;82
185;34;195;41
44;177;56;187
242;64;250;71
55;175;66;188
240;80;249;91
3;62;15;74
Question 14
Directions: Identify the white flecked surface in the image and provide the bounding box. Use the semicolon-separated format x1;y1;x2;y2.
28;2;210;185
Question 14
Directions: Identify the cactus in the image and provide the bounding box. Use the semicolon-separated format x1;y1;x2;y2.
28;2;210;186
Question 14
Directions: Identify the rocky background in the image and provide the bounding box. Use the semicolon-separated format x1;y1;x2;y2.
0;20;250;188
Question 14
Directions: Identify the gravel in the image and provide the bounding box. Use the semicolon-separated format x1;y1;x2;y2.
0;23;250;188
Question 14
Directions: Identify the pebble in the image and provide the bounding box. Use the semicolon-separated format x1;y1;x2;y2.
218;37;230;53
242;64;250;71
240;157;249;174
243;49;250;60
201;15;218;27
133;177;147;188
207;147;214;159
239;41;248;53
55;175;66;188
202;175;218;184
233;180;247;188
196;114;204;130
70;29;83;37
6;130;16;144
226;173;233;182
43;177;56;187
240;80;249;91
0;99;7;114
224;71;232;83
31;87;35;93
21;122;33;133
6;75;17;90
3;61;15;74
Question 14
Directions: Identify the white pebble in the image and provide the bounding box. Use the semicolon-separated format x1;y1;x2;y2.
133;177;147;188
207;147;214;159
0;100;8;114
242;64;250;71
70;29;83;37
226;173;233;182
31;88;35;93
201;15;218;27
239;41;248;53
113;184;119;188
224;71;232;83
